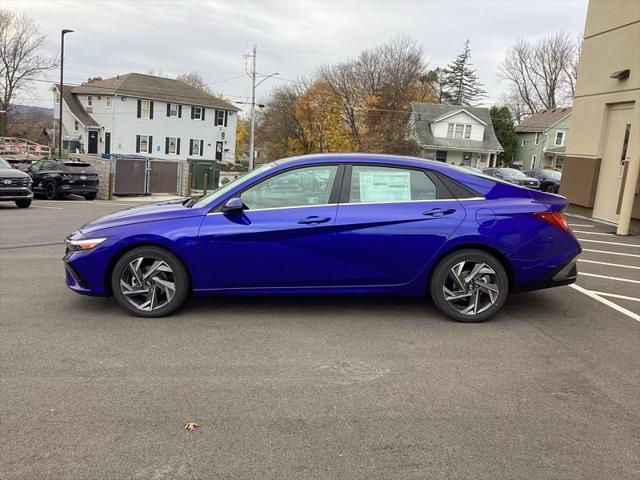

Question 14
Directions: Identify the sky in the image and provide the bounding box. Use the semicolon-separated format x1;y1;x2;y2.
6;0;589;116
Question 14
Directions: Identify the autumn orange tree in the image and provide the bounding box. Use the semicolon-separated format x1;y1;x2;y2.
256;36;437;161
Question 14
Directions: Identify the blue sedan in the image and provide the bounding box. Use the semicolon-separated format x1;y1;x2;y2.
64;154;581;322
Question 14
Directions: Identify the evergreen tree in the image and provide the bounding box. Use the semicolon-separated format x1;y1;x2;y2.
423;68;451;104
443;40;487;105
489;106;518;165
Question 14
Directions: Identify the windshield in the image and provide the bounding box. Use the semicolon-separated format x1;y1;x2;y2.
192;162;278;208
0;157;12;169
502;168;526;177
543;169;561;180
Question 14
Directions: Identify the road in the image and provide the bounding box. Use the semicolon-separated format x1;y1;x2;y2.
1;199;639;479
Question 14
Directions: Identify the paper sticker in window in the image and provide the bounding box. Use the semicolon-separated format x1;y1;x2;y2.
359;170;411;202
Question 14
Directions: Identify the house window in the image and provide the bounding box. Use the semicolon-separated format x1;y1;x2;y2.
106;97;112;109
447;124;454;138
87;96;93;107
140;100;150;119
192;106;202;120
436;151;447;162
168;137;178;154
139;135;149;153
55;93;60;104
531;155;537;168
74;120;79;131
454;124;464;139
464;125;472;139
555;131;565;146
191;139;200;156
534;132;540;145
215;110;225;126
169;103;178;117
521;139;526;146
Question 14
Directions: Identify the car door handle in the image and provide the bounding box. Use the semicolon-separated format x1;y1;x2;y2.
298;216;331;225
423;208;456;217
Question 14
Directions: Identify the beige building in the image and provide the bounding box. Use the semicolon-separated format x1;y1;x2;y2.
560;0;640;229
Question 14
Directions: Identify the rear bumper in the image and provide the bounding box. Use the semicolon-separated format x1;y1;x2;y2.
513;250;580;293
60;185;99;195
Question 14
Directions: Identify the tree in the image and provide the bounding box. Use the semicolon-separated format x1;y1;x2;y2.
175;71;210;93
0;10;57;135
235;118;248;161
82;76;103;85
442;40;486;106
499;32;578;118
489;106;518;165
422;68;451;104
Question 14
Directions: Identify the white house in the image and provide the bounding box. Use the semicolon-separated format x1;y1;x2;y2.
410;102;503;168
53;73;240;162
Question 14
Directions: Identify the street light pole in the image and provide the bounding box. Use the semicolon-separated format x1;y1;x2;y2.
58;29;73;157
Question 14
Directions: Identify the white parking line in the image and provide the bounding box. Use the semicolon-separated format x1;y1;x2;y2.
583;248;640;258
569;224;593;228
590;291;640;303
31;205;63;210
573;230;615;236
580;272;640;284
570;284;640;322
577;238;640;248
579;259;640;270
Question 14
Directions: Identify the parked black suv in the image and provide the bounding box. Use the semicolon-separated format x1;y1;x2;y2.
0;156;33;208
522;169;561;193
28;159;99;200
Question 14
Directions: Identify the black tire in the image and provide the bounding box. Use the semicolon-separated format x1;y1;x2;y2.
84;192;97;201
429;249;509;323
111;246;189;317
15;199;32;208
45;182;60;200
544;184;555;193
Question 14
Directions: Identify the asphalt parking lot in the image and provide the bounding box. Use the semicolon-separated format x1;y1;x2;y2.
1;198;639;479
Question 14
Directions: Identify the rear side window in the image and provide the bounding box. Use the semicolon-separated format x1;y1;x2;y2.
347;166;438;203
433;171;482;199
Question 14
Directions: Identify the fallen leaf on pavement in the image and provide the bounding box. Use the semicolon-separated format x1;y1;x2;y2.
184;422;199;432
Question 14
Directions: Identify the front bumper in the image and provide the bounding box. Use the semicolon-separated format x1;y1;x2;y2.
0;187;33;200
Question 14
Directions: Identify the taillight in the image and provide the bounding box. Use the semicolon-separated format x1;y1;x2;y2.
534;211;571;234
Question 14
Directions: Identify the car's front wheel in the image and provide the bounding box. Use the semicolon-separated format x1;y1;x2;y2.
430;249;509;322
544;184;556;193
84;192;97;201
15;199;32;208
111;247;189;317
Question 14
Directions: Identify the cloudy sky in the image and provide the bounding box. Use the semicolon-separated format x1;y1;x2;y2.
7;0;588;115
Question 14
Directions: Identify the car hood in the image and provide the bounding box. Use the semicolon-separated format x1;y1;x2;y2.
78;198;202;235
0;168;29;178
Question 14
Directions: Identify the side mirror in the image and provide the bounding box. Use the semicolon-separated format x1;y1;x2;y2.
222;197;244;213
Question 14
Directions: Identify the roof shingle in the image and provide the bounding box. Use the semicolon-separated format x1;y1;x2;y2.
515;107;572;133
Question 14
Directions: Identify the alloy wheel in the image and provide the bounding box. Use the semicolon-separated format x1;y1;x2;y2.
119;256;176;312
442;261;500;316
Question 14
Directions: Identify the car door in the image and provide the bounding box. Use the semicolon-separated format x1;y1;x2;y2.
196;164;344;291
331;164;466;287
28;161;45;192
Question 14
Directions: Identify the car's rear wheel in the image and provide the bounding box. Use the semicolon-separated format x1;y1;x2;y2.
111;247;189;317
15;199;32;208
430;249;509;323
84;192;97;201
45;182;60;200
544;184;556;193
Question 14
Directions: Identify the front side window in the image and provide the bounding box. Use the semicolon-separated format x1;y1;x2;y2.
241;165;338;210
348;166;437;203
140;100;150;119
555;131;565;146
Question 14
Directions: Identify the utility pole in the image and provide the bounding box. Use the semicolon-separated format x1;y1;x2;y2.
248;45;257;171
59;29;73;157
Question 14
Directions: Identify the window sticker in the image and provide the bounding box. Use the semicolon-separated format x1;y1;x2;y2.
359;170;411;202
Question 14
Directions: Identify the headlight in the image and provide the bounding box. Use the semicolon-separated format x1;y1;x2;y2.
65;237;107;253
